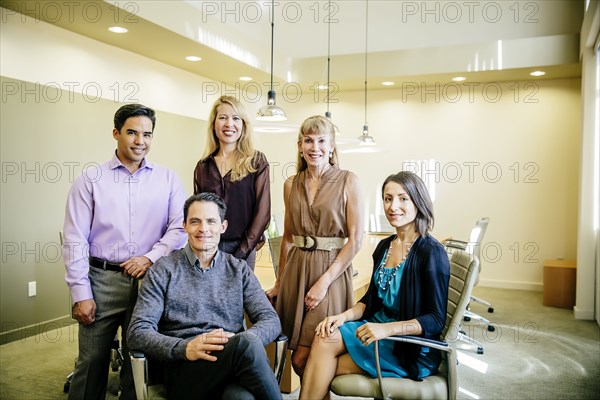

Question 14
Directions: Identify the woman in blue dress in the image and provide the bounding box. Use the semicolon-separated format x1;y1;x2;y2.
300;171;450;400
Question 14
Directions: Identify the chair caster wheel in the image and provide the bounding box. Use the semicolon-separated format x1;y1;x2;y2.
464;316;471;322
488;307;494;313
487;325;495;332
477;347;484;354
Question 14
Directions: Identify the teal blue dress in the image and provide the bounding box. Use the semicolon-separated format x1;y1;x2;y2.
339;248;441;379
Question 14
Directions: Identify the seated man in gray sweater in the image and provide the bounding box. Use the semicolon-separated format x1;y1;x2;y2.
127;192;282;399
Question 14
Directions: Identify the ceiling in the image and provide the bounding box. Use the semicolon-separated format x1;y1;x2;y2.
2;0;585;93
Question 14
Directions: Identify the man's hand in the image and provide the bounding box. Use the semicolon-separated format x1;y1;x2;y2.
73;299;96;325
121;256;152;278
185;328;234;362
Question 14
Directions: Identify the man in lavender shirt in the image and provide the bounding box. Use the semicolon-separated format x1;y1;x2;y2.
62;104;187;400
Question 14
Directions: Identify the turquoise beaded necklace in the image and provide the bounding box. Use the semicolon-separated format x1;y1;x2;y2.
377;239;411;291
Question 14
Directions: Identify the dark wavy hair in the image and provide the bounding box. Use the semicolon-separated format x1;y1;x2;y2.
382;171;434;236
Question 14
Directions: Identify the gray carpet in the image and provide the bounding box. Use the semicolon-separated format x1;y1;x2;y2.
1;287;598;399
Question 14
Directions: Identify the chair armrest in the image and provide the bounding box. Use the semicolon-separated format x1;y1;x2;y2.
130;350;147;359
129;351;148;400
273;334;288;384
373;336;455;400
444;239;468;250
382;335;451;353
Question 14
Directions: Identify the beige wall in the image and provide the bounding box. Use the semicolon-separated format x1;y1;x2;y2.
0;76;205;340
260;78;581;291
0;11;582;337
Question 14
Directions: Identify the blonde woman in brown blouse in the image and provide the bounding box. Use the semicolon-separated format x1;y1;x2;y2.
266;115;364;379
193;96;271;270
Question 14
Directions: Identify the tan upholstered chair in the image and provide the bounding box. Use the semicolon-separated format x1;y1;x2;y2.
329;249;479;400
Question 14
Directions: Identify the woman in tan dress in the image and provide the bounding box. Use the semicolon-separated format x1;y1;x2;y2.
266;115;364;379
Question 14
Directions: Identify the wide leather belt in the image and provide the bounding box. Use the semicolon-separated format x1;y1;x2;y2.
89;256;123;272
292;235;346;251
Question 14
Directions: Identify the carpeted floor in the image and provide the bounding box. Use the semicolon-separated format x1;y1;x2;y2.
1;287;598;399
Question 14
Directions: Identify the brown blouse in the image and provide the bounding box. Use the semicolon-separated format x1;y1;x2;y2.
193;151;271;259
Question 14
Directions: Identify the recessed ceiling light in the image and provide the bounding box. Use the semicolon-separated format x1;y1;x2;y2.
318;84;329;90
108;26;128;33
530;70;546;77
239;76;252;81
452;76;467;82
382;81;395;86
185;56;202;62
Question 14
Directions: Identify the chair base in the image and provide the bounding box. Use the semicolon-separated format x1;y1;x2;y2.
464;310;496;331
458;331;484;354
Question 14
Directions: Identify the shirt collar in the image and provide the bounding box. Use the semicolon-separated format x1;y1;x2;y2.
109;151;153;171
184;243;221;272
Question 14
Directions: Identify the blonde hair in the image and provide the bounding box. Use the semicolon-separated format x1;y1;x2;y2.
202;96;257;181
296;115;339;172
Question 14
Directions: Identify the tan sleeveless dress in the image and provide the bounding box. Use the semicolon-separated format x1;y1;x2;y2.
275;166;354;350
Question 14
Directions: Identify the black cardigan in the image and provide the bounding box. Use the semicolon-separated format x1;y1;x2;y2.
358;234;450;380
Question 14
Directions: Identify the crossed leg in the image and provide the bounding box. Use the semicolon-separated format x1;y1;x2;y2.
299;331;365;400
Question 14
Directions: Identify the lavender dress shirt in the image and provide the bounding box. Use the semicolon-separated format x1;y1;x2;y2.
62;153;187;303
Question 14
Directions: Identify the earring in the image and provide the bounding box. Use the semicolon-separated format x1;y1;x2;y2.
329;152;333;158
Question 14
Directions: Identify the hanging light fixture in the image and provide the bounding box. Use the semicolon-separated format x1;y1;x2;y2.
358;0;375;145
324;0;340;135
257;0;287;121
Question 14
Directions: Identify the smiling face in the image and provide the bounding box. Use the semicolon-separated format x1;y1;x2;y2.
184;200;228;258
299;130;334;169
113;115;153;170
213;103;243;146
383;181;418;231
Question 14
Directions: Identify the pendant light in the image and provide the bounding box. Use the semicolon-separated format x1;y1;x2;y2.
358;0;375;145
257;0;287;121
324;0;340;135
